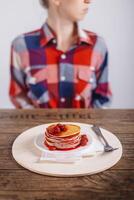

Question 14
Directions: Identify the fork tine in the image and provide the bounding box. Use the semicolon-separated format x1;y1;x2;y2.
105;147;119;152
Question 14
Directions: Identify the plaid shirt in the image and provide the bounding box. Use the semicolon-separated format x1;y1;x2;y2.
9;22;112;108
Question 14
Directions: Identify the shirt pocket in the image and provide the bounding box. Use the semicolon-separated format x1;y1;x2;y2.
77;66;97;90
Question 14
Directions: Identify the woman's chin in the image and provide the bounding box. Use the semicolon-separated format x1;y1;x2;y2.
72;15;86;22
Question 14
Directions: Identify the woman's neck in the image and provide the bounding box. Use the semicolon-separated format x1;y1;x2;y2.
46;12;78;52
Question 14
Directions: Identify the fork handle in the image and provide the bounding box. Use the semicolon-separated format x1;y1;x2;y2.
93;126;110;146
98;131;110;146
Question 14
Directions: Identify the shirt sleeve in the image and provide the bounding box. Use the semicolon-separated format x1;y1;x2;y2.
9;40;33;108
92;40;112;108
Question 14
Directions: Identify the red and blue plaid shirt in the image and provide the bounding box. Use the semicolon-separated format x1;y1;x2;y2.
9;22;112;108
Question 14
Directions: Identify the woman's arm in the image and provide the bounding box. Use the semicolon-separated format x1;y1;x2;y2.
9;39;34;108
92;40;112;108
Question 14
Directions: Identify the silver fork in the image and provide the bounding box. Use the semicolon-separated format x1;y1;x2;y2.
91;125;119;152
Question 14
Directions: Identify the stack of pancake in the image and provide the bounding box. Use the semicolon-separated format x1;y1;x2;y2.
44;123;81;150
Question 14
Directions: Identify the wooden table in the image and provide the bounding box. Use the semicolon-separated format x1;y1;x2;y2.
0;109;134;200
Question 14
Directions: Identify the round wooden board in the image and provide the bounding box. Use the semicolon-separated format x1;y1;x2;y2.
12;122;123;177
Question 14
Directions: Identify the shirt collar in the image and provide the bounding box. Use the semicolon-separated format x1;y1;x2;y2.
77;25;93;45
40;23;56;47
40;22;93;47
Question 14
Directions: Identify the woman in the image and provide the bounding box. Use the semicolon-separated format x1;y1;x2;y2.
9;0;112;108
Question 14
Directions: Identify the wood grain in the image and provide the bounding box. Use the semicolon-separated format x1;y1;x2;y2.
0;109;134;200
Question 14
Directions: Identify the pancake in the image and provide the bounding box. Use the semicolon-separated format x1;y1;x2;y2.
46;124;80;138
44;123;81;150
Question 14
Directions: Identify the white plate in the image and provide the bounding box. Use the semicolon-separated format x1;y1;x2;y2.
34;122;93;156
12;122;123;177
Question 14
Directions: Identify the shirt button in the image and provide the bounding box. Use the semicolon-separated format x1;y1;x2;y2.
90;66;95;71
61;54;66;59
52;39;57;44
36;100;40;104
75;95;81;101
60;76;66;81
60;97;66;102
25;67;30;73
29;77;36;84
90;78;94;83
